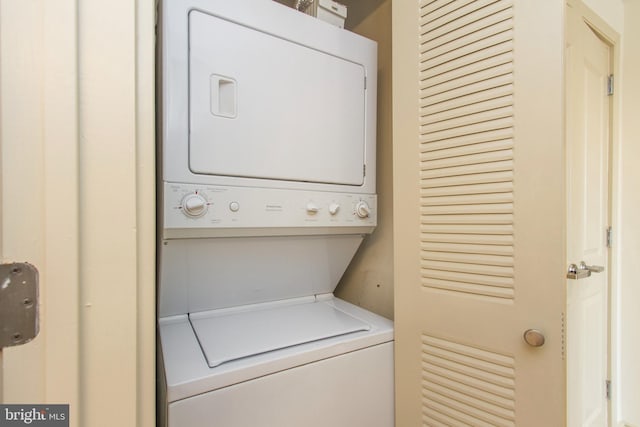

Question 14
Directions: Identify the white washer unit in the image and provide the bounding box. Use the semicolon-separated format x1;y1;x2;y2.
157;1;394;426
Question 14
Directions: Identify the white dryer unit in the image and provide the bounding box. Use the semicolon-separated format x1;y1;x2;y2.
157;1;393;426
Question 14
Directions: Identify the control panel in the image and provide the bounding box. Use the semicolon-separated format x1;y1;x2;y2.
163;183;377;237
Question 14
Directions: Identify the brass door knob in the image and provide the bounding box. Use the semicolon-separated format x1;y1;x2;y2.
523;329;545;347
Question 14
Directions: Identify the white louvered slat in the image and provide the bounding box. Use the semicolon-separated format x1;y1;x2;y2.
423;221;513;234
420;181;513;197
421;334;516;426
421;53;513;96
422;259;513;278
422;363;515;399
422;408;475;427
419;0;456;18
420;0;515;299
420;5;513;51
420;75;514;110
420;41;513;82
421;106;514;137
420;0;502;33
423;280;515;299
420;224;514;235
422;379;515;417
422;174;513;191
423;399;488;427
421;17;514;60
419;0;515;303
421;128;513;152
422;250;513;267
422;96;514;128
420;95;513;129
421;242;514;257
420;0;513;44
420;62;513;99
420;29;513;72
420;148;513;171
421;230;512;244
421;176;513;194
421;203;513;216
422;270;513;289
415;1;522;423
420;0;476;24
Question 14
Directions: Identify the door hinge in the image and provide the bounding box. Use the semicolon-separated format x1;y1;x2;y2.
363;164;366;177
606;380;612;400
364;76;367;90
606;226;613;248
0;262;39;348
607;75;614;96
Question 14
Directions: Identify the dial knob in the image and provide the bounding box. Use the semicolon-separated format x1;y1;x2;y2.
306;202;319;214
355;201;371;218
329;203;340;215
182;193;208;217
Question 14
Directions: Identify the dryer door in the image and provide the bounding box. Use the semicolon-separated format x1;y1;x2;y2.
188;10;367;186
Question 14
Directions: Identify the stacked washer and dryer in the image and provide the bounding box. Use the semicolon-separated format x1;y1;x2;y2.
157;1;394;425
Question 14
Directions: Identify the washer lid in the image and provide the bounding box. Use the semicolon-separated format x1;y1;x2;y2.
189;300;370;368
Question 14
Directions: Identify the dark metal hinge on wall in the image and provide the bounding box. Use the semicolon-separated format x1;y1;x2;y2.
0;262;39;348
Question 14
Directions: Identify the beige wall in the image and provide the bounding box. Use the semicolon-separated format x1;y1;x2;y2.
334;0;394;320
583;0;625;29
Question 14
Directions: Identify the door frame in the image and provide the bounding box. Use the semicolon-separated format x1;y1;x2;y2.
565;1;620;425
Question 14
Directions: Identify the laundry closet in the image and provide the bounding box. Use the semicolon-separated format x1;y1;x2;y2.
156;1;395;425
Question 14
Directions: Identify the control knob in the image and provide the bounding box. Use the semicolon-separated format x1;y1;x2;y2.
355;201;371;218
306;202;320;215
328;203;340;215
181;193;208;217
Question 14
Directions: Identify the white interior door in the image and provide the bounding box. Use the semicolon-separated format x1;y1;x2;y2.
566;3;612;426
0;0;80;410
393;0;566;424
0;1;156;426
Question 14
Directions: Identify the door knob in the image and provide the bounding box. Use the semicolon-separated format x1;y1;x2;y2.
567;261;605;279
579;261;604;273
523;329;545;347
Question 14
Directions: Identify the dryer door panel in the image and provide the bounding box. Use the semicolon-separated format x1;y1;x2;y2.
188;10;366;186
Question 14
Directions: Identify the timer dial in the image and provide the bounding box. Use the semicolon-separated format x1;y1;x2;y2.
355;201;371;218
181;193;208;217
306;202;320;214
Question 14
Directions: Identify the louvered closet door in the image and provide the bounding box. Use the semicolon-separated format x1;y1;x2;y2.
393;1;566;425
